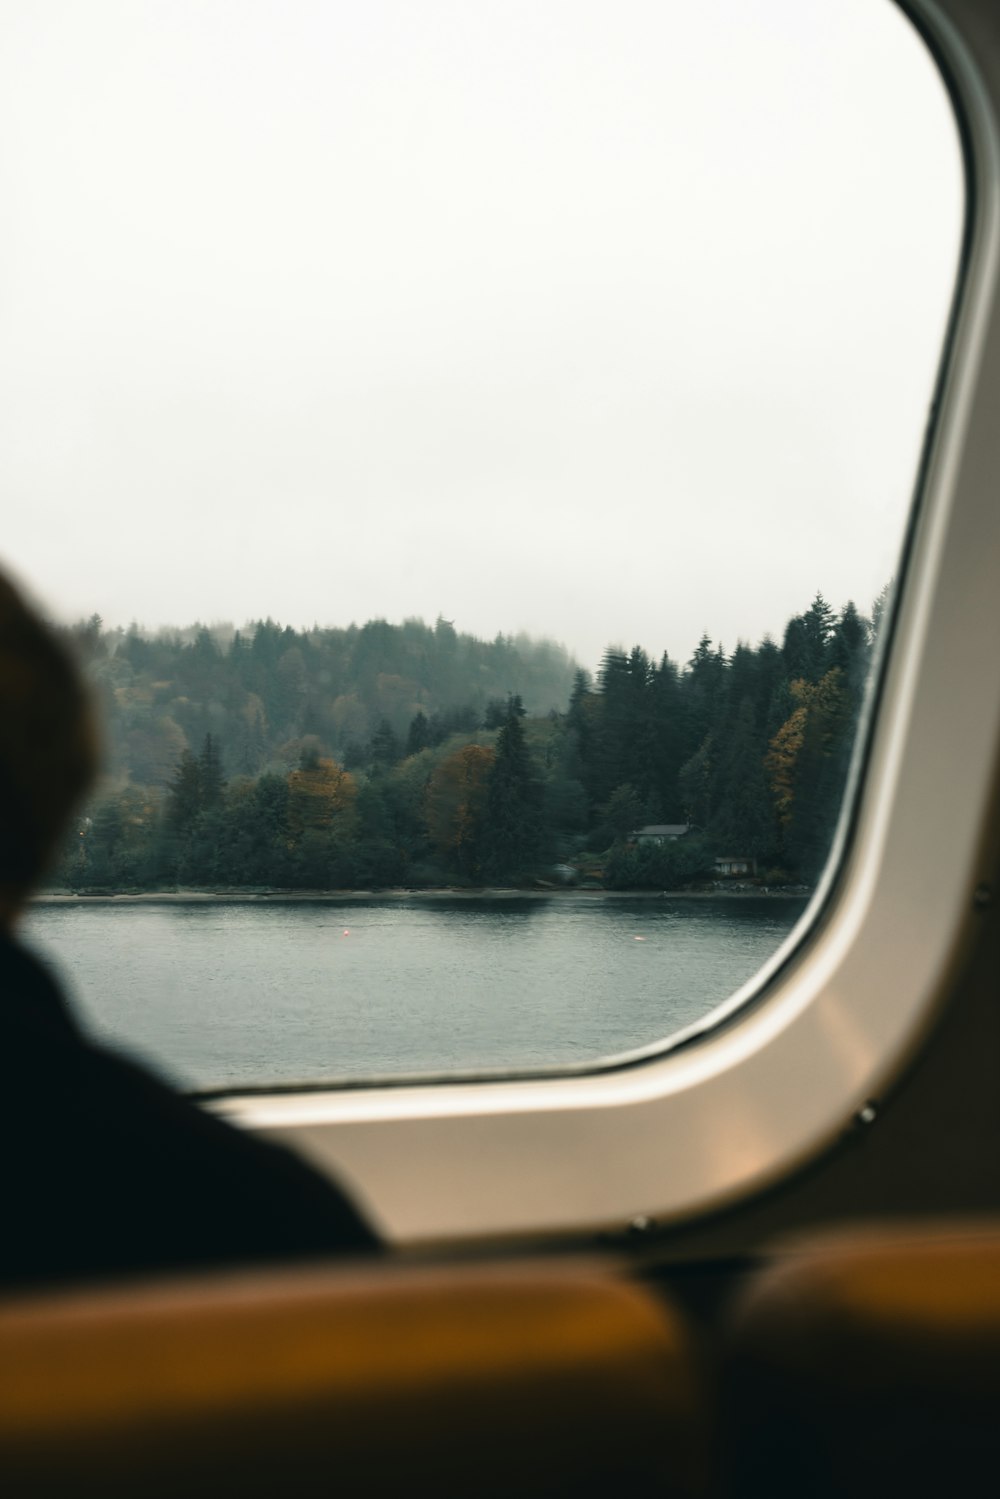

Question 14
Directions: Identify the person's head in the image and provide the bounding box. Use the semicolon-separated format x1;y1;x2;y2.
0;572;98;925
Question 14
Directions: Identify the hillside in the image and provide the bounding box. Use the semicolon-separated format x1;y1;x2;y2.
67;614;578;786
53;593;879;892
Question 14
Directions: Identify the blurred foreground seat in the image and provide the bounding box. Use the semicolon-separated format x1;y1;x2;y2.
719;1220;1000;1499
0;1255;705;1498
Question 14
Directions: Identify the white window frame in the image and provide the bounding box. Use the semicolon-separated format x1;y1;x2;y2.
213;0;1000;1250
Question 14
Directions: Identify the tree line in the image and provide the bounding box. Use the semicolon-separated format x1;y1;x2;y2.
51;592;883;892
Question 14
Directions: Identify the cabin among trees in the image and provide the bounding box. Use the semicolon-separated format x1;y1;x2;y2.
632;824;693;844
713;856;758;878
51;591;879;893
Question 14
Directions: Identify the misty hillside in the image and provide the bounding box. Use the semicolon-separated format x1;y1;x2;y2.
66;614;578;787
51;589;880;893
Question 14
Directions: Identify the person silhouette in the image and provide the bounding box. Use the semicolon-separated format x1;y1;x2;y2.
0;570;378;1288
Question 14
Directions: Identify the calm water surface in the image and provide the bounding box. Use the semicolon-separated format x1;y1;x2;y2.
24;895;806;1090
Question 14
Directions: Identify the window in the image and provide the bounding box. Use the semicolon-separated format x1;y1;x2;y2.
4;0;989;1245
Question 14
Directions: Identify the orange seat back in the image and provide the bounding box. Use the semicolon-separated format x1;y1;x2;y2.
0;1256;705;1498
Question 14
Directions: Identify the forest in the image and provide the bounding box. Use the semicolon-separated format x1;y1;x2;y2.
49;594;881;893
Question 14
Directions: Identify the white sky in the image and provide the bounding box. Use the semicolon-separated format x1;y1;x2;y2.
0;0;962;672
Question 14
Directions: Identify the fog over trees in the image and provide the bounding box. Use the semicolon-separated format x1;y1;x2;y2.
51;594;879;892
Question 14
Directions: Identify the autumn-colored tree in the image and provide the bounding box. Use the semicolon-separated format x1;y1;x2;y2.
766;668;853;874
287;750;357;840
424;743;495;875
52;589;872;893
765;683;810;829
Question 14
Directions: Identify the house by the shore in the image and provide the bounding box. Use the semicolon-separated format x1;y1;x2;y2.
713;855;758;878
632;823;693;845
632;825;757;879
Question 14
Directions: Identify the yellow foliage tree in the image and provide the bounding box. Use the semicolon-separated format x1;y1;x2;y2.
425;744;495;870
765;682;810;827
287;755;356;840
765;668;852;829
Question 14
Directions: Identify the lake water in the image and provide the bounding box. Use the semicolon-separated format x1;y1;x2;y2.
24;895;807;1092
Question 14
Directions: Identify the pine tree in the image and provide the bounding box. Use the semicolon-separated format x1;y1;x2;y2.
648;654;684;820
682;635;726;758
829;600;870;703
370;717;401;770
198;733;226;809
405;710;431;757
785;593;836;682
482;698;508;730
603;783;644;845
167;749;202;830
710;698;773;862
481;696;542;882
870;581;893;640
679;735;714;828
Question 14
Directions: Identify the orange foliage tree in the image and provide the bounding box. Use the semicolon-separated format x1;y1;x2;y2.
287;753;357;841
765;684;810;829
766;668;852;868
424;743;495;875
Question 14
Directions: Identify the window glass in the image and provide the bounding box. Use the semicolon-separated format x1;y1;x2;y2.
4;1;961;1089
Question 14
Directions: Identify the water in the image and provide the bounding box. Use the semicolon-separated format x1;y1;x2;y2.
23;895;806;1091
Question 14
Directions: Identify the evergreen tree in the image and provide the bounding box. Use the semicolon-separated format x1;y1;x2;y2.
679;735;714;828
781;616;811;682
369;717;402;770
481;696;542;881
565;669;598;792
50;588;876;893
602;782;645;845
198;734;226;809
829;600;870;704
682;635;726;758
86;797;125;885
623;646;657;798
710;699;773;862
405;710;431;757
237;696;268;775
589;649;631;804
784;593;836;683
648;654;684;820
482;698;508;730
754;636;787;738
870;581;893;640
785;668;853;877
167;750;202;830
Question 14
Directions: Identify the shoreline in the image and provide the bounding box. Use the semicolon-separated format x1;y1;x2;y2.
33;886;810;905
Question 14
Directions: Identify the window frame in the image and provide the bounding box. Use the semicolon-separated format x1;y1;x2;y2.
211;0;1000;1249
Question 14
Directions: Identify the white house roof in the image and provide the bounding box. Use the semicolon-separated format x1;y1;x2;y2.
634;824;691;837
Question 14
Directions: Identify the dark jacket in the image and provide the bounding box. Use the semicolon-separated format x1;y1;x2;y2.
0;934;378;1289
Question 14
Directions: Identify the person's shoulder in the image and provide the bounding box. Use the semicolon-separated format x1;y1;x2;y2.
0;934;379;1275
0;935;82;1045
62;1014;380;1257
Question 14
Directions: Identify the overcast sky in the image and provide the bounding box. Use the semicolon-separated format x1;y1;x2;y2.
0;0;962;672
